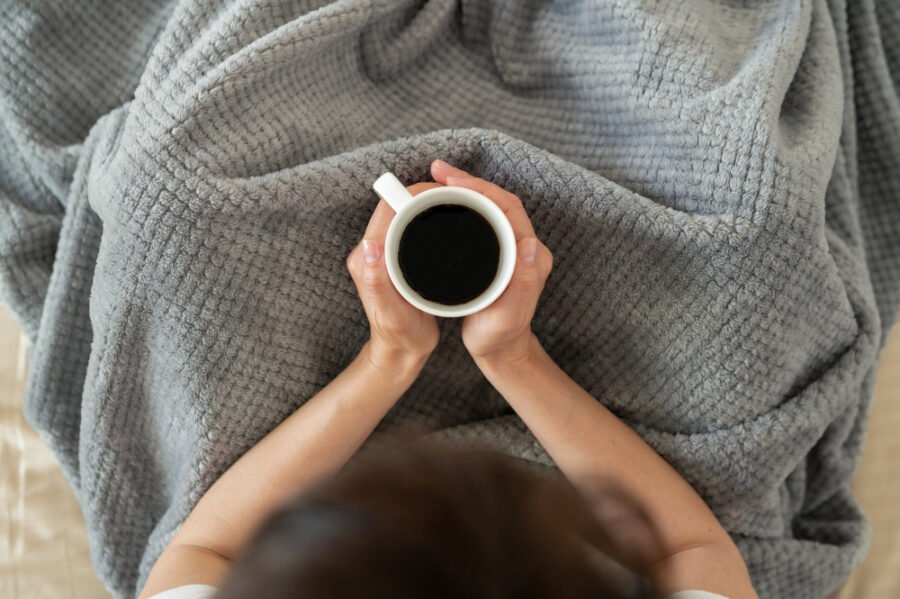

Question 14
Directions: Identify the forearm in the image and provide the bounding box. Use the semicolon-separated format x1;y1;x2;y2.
168;339;423;558
476;333;756;597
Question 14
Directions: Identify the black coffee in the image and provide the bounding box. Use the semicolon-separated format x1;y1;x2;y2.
398;204;500;305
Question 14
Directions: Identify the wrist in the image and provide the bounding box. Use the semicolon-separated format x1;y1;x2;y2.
473;331;543;378
363;338;430;383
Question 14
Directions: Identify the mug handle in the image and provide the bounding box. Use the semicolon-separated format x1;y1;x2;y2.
373;172;415;213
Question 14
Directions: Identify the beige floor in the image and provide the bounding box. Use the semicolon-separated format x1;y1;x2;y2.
836;322;900;598
0;305;112;597
0;303;898;598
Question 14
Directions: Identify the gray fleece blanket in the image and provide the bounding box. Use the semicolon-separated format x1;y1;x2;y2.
1;1;899;597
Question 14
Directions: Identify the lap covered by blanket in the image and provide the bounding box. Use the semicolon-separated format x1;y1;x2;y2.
1;1;898;597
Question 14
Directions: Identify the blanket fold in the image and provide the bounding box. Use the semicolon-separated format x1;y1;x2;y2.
1;1;898;598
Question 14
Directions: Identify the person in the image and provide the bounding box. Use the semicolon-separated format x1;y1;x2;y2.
137;160;759;599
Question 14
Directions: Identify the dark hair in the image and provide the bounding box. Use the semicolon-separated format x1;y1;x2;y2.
214;437;665;599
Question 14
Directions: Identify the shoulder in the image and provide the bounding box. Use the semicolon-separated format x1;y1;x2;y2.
146;584;218;599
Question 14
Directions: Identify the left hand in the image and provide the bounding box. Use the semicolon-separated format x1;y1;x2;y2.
347;181;443;373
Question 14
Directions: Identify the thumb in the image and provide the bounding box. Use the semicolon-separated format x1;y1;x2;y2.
511;237;542;295
361;239;390;297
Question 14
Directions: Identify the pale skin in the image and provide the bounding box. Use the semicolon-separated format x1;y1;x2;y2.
138;160;759;599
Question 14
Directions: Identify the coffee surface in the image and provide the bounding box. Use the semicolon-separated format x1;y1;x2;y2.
398;204;500;305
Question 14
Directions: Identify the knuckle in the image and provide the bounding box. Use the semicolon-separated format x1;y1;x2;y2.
483;182;510;205
504;190;523;206
494;190;519;210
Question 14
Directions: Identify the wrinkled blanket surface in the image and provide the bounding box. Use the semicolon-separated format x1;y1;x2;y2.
1;1;898;597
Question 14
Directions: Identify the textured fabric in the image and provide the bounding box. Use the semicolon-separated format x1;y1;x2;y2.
1;1;898;598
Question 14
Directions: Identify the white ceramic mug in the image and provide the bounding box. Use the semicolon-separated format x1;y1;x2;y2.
372;171;517;318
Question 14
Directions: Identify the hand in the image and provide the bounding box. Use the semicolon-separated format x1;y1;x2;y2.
430;159;554;369
346;181;443;374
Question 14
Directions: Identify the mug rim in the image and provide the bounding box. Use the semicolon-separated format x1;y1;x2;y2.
384;186;517;318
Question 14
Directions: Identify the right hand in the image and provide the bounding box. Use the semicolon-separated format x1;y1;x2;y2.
430;159;554;369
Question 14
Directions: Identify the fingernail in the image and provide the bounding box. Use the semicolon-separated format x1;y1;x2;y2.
521;238;537;262
435;159;466;176
446;175;465;186
362;239;381;264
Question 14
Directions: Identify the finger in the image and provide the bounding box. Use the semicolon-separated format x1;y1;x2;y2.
364;182;443;241
430;159;536;241
509;236;546;297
